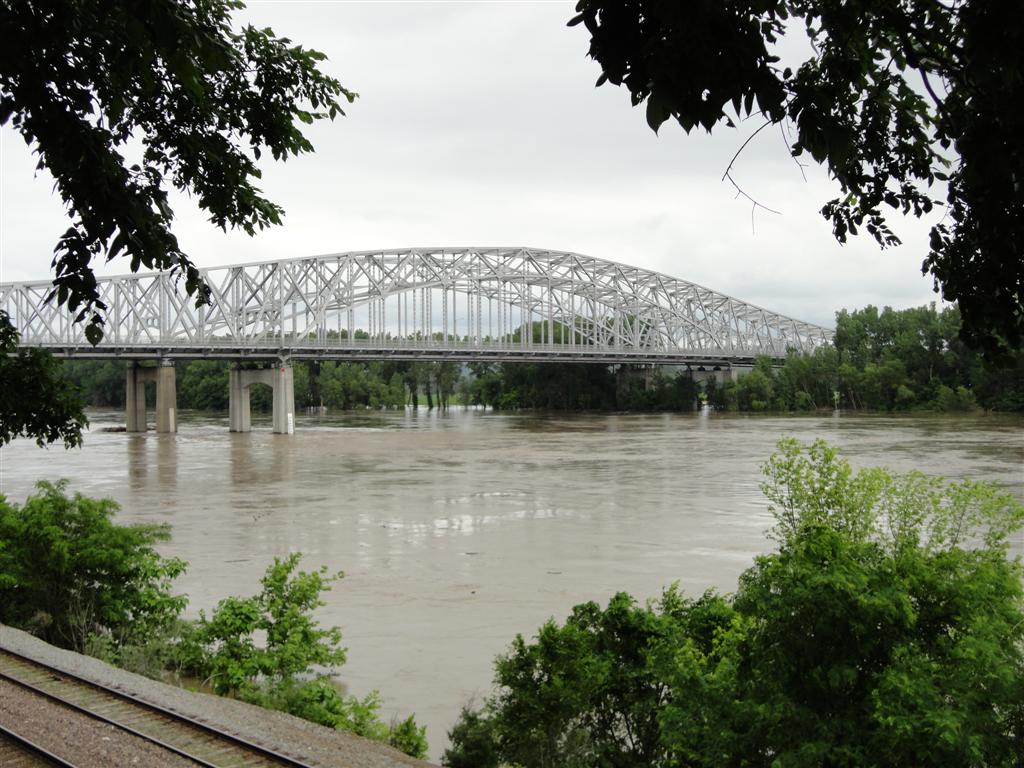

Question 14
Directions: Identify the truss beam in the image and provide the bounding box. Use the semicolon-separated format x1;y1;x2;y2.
1;247;833;363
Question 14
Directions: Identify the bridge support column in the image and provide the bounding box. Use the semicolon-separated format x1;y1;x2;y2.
126;361;177;432
229;362;295;435
126;364;146;432
229;368;252;433
271;363;295;435
156;360;177;433
125;363;157;432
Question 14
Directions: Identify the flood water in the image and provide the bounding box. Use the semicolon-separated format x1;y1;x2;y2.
1;408;1022;760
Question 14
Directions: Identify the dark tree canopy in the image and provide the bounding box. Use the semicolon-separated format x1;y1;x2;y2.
570;1;1023;358
0;0;353;344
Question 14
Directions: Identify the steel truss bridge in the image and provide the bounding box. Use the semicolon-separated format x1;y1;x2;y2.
1;247;833;366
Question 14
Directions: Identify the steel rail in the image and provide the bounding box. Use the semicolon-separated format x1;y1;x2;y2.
0;723;78;768
0;648;319;768
0;667;225;768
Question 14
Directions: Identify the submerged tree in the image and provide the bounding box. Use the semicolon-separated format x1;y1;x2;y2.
569;1;1023;358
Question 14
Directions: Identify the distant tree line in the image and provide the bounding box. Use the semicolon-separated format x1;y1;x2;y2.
704;304;1023;413
61;359;464;413
455;304;1023;413
60;304;1024;415
460;362;698;411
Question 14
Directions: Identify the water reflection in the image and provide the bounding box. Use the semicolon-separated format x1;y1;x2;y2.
126;433;179;494
127;434;148;491
156;435;178;493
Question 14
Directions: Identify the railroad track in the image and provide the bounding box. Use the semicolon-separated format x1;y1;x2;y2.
0;647;319;767
0;723;76;767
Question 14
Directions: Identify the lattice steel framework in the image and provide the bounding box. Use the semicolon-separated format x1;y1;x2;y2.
0;247;833;364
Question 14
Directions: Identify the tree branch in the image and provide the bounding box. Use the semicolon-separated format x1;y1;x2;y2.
721;119;782;232
721;119;774;184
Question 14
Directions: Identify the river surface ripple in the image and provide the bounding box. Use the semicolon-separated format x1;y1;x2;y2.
1;409;1022;759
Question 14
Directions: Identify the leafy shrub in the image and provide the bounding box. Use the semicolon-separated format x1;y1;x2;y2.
0;481;186;652
444;705;502;768
179;553;427;757
934;383;979;411
181;553;346;696
387;714;429;760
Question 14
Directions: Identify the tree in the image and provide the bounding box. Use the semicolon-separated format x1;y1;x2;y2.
569;1;1023;358
178;360;232;411
445;438;1024;767
60;358;127;408
0;481;187;652
178;552;429;758
0;311;86;447
444;591;689;768
434;361;462;409
728;439;1024;765
183;552;346;696
1;0;354;344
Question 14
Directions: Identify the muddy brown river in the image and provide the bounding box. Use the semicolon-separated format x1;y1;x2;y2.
1;408;1021;759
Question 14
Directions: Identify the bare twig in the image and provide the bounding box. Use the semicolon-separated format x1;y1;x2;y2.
721;119;773;183
721;119;782;233
726;170;782;235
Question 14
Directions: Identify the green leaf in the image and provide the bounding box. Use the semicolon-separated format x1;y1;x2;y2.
645;94;669;134
84;323;104;346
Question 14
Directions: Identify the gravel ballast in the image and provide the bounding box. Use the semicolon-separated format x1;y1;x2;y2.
0;625;436;768
0;678;196;768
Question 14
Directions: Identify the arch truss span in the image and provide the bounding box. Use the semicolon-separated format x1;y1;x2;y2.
0;247;834;364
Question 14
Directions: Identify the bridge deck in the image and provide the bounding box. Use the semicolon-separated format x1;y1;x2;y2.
37;338;759;366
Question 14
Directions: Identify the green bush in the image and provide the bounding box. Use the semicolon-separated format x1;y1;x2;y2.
0;481;186;652
179;553;428;757
387;714;429;760
445;439;1024;767
180;553;346;695
444;706;502;768
934;383;979;411
246;676;425;756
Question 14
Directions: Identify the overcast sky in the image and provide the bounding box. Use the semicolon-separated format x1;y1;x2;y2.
0;1;945;328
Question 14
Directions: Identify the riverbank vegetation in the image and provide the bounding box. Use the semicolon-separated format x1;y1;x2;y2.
442;439;1024;767
0;484;428;758
59;303;1024;416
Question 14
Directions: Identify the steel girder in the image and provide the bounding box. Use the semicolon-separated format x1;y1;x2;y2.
0;247;833;362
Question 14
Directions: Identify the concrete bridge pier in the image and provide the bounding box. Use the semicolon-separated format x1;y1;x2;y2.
125;364;148;433
156;361;177;433
229;363;295;434
125;361;177;433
